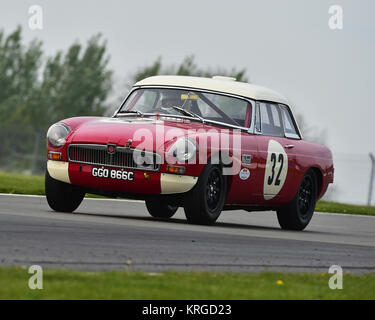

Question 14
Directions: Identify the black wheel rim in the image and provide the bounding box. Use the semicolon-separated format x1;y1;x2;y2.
298;175;313;217
205;167;222;211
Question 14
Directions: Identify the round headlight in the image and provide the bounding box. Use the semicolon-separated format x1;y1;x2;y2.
47;123;70;147
133;152;154;167
169;137;197;162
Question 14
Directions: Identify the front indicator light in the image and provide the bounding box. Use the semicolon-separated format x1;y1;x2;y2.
48;151;62;160
167;165;185;175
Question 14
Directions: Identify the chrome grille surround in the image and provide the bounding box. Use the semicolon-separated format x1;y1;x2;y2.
67;144;161;172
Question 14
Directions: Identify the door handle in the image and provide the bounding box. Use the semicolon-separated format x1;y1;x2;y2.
284;144;295;149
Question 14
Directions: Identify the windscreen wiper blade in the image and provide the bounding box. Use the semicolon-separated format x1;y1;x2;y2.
171;106;205;123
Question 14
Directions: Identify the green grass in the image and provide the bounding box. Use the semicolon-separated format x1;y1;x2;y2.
0;171;374;216
0;171;45;195
0;267;374;300
315;200;375;216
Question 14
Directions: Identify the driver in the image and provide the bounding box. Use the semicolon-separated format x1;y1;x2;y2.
160;92;182;111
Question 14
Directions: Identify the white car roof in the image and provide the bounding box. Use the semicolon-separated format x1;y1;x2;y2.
134;75;289;104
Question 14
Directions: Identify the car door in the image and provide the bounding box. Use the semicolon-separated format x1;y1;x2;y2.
224;101;260;205
254;102;297;203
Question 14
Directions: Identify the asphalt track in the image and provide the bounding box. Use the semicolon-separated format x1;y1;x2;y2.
0;194;374;273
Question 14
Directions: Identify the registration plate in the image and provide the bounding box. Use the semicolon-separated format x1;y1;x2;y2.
91;167;134;181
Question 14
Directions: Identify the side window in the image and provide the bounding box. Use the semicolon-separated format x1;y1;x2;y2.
259;102;284;137
280;104;300;139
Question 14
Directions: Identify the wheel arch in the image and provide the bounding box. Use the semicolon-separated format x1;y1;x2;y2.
309;166;323;197
206;150;232;192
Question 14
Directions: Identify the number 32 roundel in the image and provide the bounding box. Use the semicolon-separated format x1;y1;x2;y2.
263;139;288;200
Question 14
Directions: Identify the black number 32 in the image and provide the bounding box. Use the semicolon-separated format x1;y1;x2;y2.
267;153;284;186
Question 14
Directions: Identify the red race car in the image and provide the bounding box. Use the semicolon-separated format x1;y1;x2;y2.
45;75;334;230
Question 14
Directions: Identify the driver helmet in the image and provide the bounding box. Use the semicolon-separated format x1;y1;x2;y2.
161;91;181;110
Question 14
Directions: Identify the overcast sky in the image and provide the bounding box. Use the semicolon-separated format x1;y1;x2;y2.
1;0;374;204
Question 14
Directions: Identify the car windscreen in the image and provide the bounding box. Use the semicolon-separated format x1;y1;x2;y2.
118;88;252;127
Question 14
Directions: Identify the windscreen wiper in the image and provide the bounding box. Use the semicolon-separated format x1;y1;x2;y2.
171;106;205;123
117;110;144;117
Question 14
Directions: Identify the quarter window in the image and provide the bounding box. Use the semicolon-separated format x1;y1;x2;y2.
280;105;300;139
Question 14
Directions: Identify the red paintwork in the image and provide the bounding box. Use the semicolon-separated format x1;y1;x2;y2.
47;115;334;207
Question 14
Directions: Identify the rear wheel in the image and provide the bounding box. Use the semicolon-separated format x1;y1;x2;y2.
183;164;227;225
45;170;85;213
145;197;178;219
276;170;317;231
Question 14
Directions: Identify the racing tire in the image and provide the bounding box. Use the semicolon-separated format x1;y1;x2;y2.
145;197;178;219
45;170;85;213
276;169;317;231
183;164;227;225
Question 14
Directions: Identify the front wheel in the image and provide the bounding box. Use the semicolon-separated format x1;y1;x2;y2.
276;170;317;231
145;197;178;219
45;170;85;213
183;164;227;225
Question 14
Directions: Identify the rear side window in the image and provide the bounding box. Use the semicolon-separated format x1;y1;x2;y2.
258;102;284;137
280;104;300;139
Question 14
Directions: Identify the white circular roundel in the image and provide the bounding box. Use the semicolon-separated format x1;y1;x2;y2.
239;168;250;180
263;139;288;200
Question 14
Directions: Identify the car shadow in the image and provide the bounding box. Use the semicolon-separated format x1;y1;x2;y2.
73;211;327;234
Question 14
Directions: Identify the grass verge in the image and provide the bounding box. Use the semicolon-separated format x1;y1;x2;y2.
0;171;45;195
0;267;374;300
0;171;374;216
316;200;375;216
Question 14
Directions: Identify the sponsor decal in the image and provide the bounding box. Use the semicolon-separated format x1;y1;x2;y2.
239;168;250;180
242;154;252;165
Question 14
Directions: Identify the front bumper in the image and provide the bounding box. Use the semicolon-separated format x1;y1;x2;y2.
47;160;70;184
47;160;198;194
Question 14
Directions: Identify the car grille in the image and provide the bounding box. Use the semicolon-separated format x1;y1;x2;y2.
67;144;160;171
